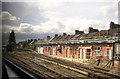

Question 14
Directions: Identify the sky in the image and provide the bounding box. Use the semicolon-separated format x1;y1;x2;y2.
1;0;120;43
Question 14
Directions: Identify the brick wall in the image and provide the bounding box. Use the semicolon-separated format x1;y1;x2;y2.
41;44;113;61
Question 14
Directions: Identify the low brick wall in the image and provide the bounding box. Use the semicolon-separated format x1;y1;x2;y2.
113;60;120;70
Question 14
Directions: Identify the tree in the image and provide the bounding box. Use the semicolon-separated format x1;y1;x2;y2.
7;30;16;51
22;41;30;49
8;30;16;44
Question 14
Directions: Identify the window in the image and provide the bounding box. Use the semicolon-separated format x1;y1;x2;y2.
95;47;100;50
86;52;90;55
94;46;101;56
107;49;110;59
87;49;91;52
98;47;100;50
66;48;69;57
45;47;47;51
56;48;57;55
78;49;81;58
63;45;65;49
78;52;80;58
114;54;120;60
86;49;91;59
57;47;61;53
48;47;50;52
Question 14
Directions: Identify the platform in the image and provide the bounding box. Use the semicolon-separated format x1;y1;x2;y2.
2;62;21;79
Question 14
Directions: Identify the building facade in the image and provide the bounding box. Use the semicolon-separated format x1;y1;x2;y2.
36;22;120;69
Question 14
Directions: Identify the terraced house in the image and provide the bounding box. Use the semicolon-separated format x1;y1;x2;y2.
36;21;120;69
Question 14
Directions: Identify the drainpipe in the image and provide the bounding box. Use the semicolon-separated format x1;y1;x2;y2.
112;43;115;67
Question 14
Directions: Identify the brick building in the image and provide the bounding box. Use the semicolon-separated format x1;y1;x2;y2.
36;22;120;69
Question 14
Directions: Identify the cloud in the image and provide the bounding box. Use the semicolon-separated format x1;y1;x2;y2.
3;1;118;34
19;23;33;33
15;17;110;35
3;25;20;33
99;0;118;21
27;0;63;10
1;0;116;2
119;1;120;24
2;2;49;25
24;1;118;34
1;11;20;21
2;2;30;19
1;11;21;26
2;1;119;43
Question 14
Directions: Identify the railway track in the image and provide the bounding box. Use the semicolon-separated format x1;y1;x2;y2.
6;53;88;79
2;57;45;79
33;53;120;79
30;52;120;78
5;57;69;79
6;51;120;79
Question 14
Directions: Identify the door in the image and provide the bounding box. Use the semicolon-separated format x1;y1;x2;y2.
78;48;81;59
83;49;86;59
66;48;69;57
109;49;112;60
52;48;55;55
78;49;80;58
79;48;84;59
107;48;112;60
107;49;109;59
40;47;43;54
86;49;91;59
37;47;40;53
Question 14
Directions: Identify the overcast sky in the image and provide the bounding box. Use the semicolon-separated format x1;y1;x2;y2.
1;0;119;43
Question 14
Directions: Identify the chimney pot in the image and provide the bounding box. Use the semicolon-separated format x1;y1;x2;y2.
63;33;67;36
55;34;58;37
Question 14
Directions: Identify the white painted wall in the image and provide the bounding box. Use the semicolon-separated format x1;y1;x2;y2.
83;49;86;59
40;47;43;54
52;48;55;55
37;47;40;53
109;48;113;60
67;48;70;57
115;43;120;54
79;49;82;59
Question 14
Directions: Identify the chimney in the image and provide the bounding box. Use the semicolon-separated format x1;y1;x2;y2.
75;30;80;34
89;27;93;33
75;30;84;34
47;35;50;40
55;34;58;37
110;21;114;29
63;33;67;36
79;31;84;34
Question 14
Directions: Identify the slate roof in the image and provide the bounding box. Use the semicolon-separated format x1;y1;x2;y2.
77;34;87;40
59;35;69;41
36;23;120;44
51;35;61;42
64;35;74;41
99;30;108;36
109;27;120;36
71;34;82;40
86;32;98;38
